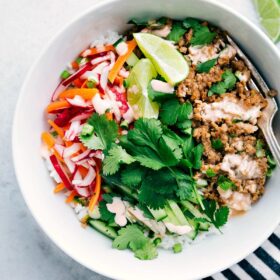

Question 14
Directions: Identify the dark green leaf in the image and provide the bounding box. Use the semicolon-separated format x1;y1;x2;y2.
127;18;148;26
190;26;216;46
121;163;147;188
196;58;217;73
217;175;236;190
167;21;186;42
182;18;201;30
214;206;229;228
206;168;216;177
211;138;224;150
192;144;204;169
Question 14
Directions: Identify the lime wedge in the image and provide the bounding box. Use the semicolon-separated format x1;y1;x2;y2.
133;33;189;85
254;0;280;42
127;58;159;119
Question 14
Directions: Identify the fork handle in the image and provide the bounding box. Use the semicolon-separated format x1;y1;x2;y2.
262;122;280;167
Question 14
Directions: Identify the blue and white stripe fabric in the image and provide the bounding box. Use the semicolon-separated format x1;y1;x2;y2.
205;225;280;279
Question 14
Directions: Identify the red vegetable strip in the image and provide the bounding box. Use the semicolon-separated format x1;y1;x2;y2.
48;120;65;138
108;40;137;83
49;154;72;190
81;45;114;57
88;168;101;212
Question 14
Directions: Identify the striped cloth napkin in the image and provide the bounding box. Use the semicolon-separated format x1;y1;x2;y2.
206;1;280;279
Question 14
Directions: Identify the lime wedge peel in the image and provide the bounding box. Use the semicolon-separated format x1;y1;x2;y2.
254;0;280;42
133;33;189;85
127;58;159;119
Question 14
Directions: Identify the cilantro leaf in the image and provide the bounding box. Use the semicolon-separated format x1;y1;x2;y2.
121;163;147;188
102;145;135;175
176;177;194;200
167;21;187;42
190;26;216;46
217;175;236;191
79;114;118;151
182;134;194;158
209;70;237;95
192;144;204;170
182;18;201;29
160;98;192;126
214;206;230;228
113;225;158;260
202;199;229;229
196;58;217;73
211;138;224;150
206;168;216;177
127;18;148;26
99;200;115;224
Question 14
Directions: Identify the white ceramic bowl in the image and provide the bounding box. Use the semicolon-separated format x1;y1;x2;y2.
13;0;280;279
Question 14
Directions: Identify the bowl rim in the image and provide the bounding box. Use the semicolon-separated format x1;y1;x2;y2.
12;0;280;279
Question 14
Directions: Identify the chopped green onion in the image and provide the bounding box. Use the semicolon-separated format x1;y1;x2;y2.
173;243;182;253
50;131;58;137
81;123;94;136
206;168;216;178
267;154;276;167
86;80;95;88
60;70;71;79
120;120;129;129
123;79;129;88
76;57;83;64
211;138;224;150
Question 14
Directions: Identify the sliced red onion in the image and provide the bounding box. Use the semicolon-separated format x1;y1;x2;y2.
63;143;81;158
74;186;90;197
49;154;72;190
71;150;91;162
64;120;82;141
76;166;96;187
91;54;111;66
51;62;93;101
100;65;110;91
69;110;93;122
108;51;116;70
66;95;91;108
54;144;65;157
151;79;174;93
64;157;76;173
119;67;129;78
81;61;109;80
90;150;104;160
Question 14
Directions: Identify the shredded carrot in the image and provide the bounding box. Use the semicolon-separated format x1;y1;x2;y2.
88;168;101;212
71;61;79;70
64;140;73;147
46;100;70;113
48;119;64;138
115;76;124;86
82;45;114;57
73;78;84;88
59;88;98;100
81;80;88;88
108;40;137;83
54;183;65;193
105;112;113;120
53;149;64;163
78;166;89;178
65;190;77;203
41;132;55;149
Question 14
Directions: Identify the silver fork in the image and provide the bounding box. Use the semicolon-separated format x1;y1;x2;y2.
225;34;280;167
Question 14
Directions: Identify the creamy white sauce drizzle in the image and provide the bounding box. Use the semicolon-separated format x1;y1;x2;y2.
221;154;262;180
199;97;261;124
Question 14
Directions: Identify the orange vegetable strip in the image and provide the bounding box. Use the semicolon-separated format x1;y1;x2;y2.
46;100;71;113
53;149;64;163
78;166;89;178
105;112;113;120
54;183;65;193
81;45;114;57
108;40;137;83
59;88;98;100
41;132;55;149
48;119;65;138
71;61;79;70
88;168;101;212
73;78;84;88
65;190;77;203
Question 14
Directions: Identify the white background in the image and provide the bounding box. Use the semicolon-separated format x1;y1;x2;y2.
0;0;276;279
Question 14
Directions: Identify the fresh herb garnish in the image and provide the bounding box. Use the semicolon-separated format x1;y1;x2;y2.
167;21;187;42
217;175;236;190
208;70;237;95
113;224;158;260
127;18;148;26
206;168;216;177
256;139;265;158
196;58;217;73
79;114;118;151
190;26;216;46
202;199;229;230
211;138;224;150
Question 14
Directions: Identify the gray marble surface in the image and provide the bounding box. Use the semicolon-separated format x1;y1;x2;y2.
0;0;274;279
